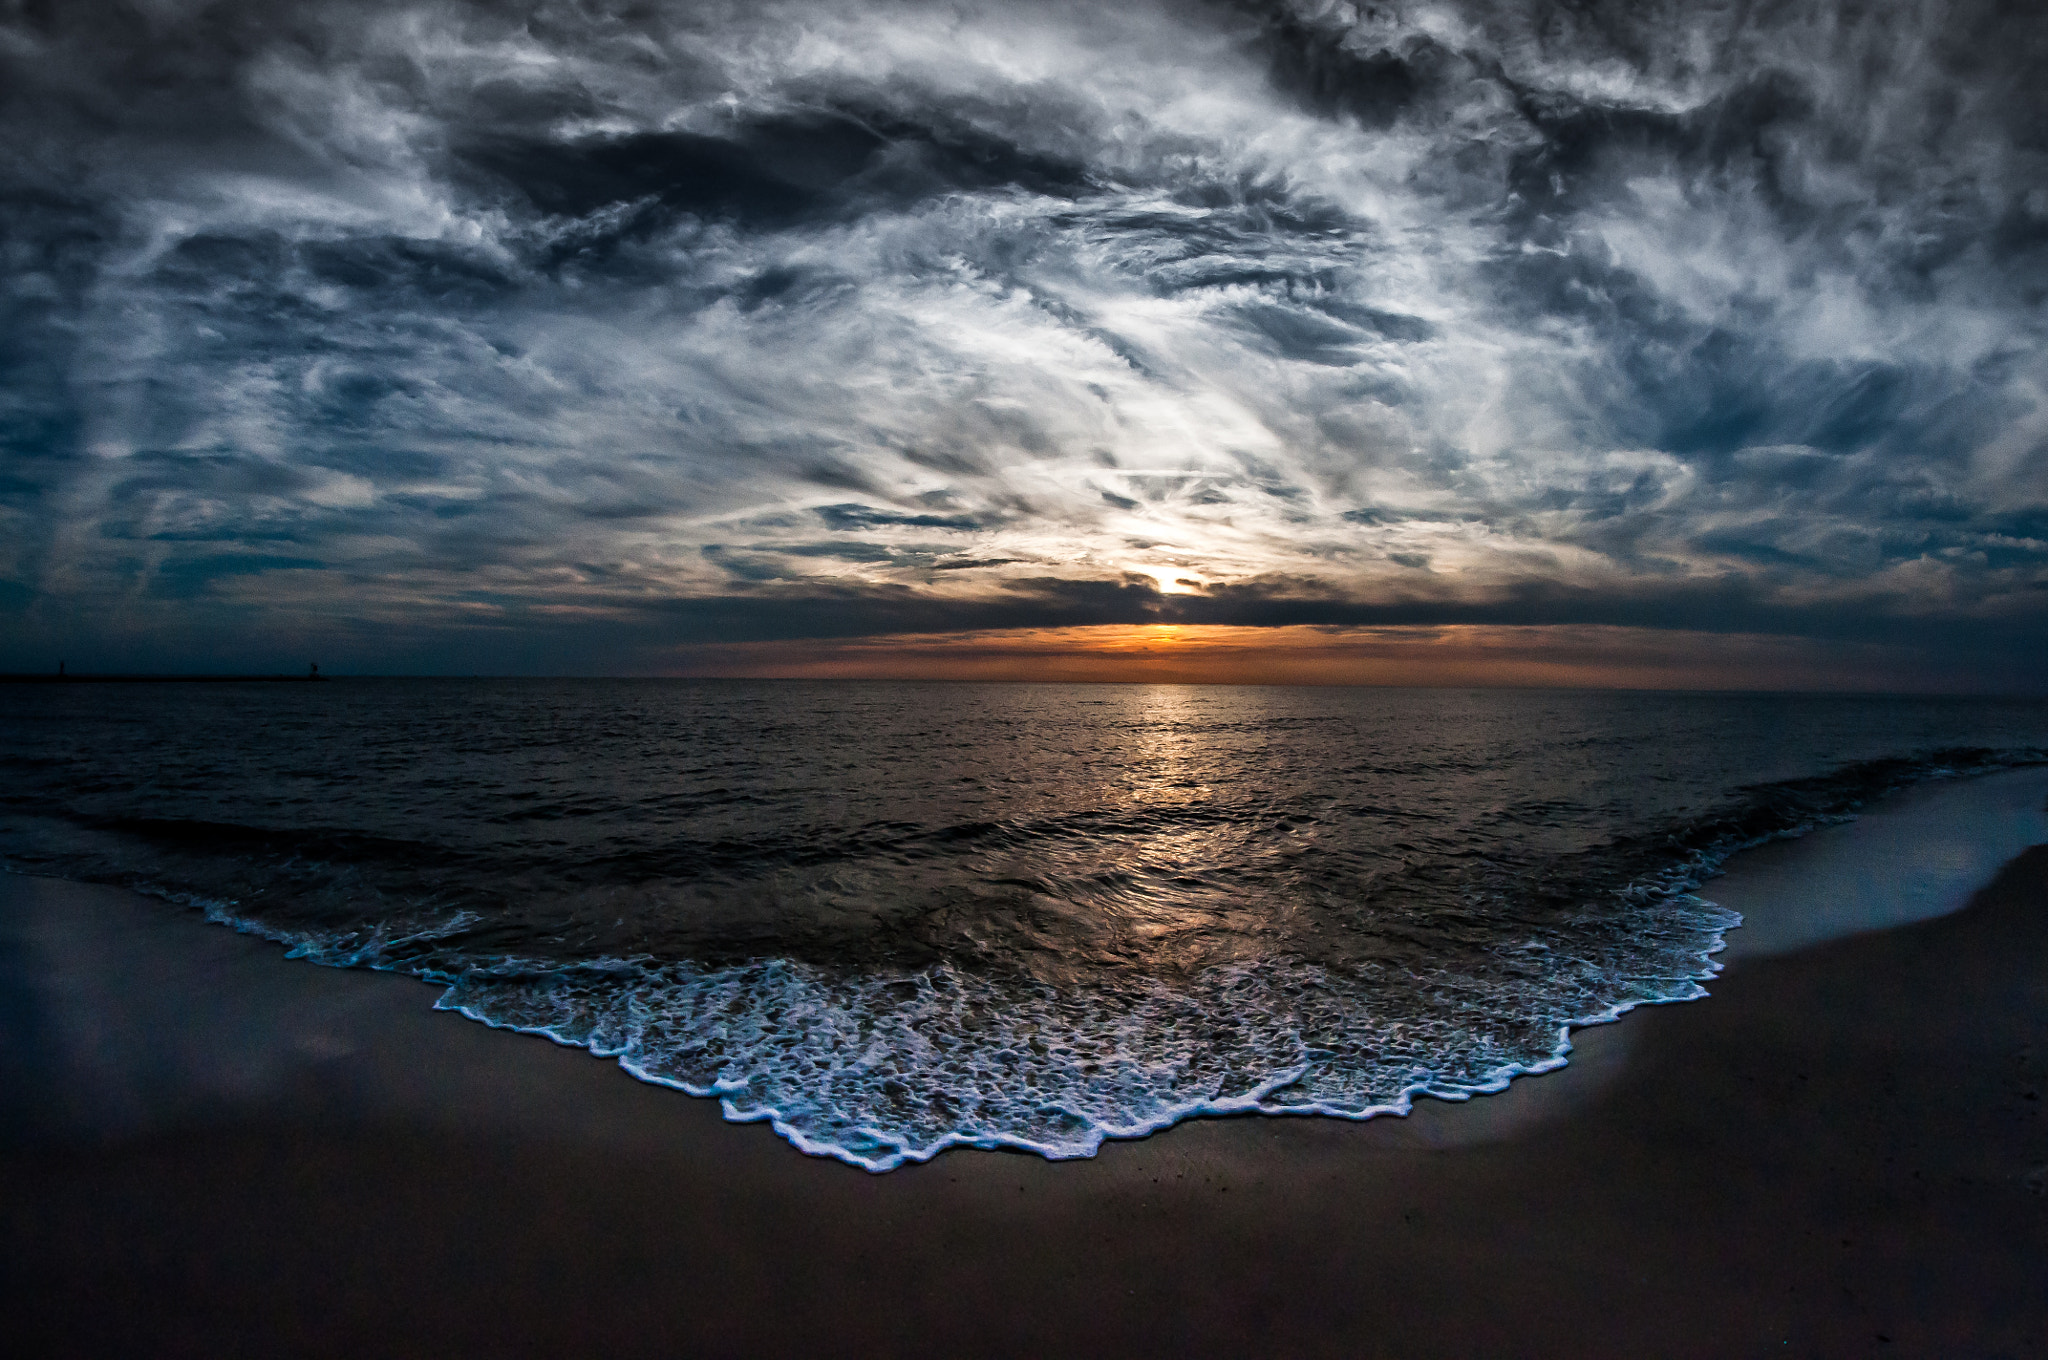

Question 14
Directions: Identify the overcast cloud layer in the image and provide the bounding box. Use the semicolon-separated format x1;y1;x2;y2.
2;0;2045;679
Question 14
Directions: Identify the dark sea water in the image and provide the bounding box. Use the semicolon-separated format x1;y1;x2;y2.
3;681;2044;1168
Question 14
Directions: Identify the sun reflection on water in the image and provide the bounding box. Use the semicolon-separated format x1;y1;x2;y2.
946;684;1319;977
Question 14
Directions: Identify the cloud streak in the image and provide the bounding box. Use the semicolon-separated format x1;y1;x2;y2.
1;0;2044;682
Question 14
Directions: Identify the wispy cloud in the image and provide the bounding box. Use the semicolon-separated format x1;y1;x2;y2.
2;0;2044;681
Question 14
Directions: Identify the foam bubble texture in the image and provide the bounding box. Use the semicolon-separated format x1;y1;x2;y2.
427;889;1738;1170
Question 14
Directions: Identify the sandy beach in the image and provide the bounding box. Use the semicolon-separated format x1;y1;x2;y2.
4;772;2046;1359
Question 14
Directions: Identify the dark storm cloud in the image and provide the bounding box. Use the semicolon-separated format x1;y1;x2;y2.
813;503;989;530
1;0;2044;678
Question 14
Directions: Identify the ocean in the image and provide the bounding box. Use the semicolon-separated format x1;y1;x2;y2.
2;680;2043;1169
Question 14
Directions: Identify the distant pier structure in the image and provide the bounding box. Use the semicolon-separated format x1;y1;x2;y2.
2;661;333;684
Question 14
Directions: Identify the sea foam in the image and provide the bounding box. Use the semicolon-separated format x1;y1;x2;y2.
210;750;2021;1169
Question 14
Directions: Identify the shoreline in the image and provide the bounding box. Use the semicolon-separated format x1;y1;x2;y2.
4;772;2047;1356
176;762;2048;1172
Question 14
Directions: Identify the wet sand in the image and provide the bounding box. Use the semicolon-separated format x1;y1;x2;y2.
3;784;2046;1358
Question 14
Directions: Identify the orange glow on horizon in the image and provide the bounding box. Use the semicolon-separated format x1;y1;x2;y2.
656;623;1927;691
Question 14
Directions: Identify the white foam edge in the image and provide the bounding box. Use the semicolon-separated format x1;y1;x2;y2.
119;754;2048;1173
111;858;1751;1175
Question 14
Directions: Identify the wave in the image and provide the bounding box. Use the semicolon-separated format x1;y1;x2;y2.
154;745;2041;1171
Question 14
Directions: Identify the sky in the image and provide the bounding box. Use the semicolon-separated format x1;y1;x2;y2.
2;0;2045;687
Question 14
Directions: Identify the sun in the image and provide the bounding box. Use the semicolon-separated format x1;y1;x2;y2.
1145;568;1205;594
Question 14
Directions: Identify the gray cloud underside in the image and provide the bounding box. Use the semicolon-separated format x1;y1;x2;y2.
2;0;2046;670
